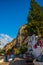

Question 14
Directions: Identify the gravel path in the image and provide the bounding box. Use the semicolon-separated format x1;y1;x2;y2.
0;58;25;65
9;58;26;65
0;58;34;65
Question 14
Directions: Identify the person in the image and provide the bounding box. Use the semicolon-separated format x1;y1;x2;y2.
11;53;15;60
4;54;8;62
33;44;37;49
38;39;42;47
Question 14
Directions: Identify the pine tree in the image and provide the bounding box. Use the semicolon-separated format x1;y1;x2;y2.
27;0;43;36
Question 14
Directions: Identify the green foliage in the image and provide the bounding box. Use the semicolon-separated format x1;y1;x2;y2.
27;0;43;36
0;49;6;55
14;44;28;54
7;48;12;52
14;48;21;54
20;44;28;54
20;47;27;54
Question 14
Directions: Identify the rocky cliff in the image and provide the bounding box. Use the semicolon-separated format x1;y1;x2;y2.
3;24;29;52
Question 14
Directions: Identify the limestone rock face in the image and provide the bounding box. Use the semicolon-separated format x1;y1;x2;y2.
16;24;28;46
4;39;16;51
3;24;29;51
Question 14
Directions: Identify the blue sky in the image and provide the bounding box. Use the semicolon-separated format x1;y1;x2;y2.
0;0;43;38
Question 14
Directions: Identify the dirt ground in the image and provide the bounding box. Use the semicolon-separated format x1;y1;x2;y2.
0;62;9;65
